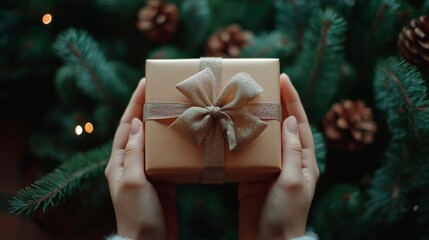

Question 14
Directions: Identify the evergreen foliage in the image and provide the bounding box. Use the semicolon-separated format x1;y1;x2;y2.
180;0;211;52
287;9;347;123
363;140;410;223
363;0;400;50
274;0;320;42
10;142;112;218
240;31;296;59
362;136;429;237
312;184;362;239
374;58;429;140
312;125;326;175
4;0;429;238
54;29;132;105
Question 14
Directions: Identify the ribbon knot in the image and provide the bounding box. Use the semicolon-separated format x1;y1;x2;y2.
207;106;222;119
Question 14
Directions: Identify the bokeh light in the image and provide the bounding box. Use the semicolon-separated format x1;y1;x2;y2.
42;14;52;25
84;122;94;133
75;125;83;135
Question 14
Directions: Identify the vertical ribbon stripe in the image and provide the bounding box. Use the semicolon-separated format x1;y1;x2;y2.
199;57;224;183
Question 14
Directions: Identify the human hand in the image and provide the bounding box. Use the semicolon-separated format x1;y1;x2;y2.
105;79;177;240
238;73;319;240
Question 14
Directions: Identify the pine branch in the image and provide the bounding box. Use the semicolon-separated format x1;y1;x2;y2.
373;57;429;140
307;17;330;93
312;184;362;239
364;0;400;51
363;139;429;224
287;8;347;123
54;28;131;105
240;31;296;59
274;0;320;42
10;142;112;218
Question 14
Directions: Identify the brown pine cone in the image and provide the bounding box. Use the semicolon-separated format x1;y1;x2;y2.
137;0;178;43
204;24;253;57
398;15;429;68
324;100;377;151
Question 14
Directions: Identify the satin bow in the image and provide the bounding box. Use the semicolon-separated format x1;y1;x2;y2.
170;67;268;152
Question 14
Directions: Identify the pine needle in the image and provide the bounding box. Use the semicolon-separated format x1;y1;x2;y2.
54;28;131;105
365;0;400;49
363;140;412;223
10;142;112;218
274;0;320;42
373;57;429;140
287;8;347;123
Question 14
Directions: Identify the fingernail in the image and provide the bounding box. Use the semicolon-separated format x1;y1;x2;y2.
286;116;297;135
130;118;141;136
280;73;287;78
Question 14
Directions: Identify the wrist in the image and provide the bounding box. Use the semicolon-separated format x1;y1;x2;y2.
284;222;306;239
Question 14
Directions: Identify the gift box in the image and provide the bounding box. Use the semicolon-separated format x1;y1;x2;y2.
144;58;281;183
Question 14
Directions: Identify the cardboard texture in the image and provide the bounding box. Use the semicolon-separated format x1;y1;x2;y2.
144;59;281;183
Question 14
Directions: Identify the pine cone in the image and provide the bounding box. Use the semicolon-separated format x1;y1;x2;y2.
137;0;178;43
398;15;429;68
324;100;377;151
204;24;253;57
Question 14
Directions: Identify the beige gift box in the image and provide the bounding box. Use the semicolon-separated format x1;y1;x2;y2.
144;58;281;183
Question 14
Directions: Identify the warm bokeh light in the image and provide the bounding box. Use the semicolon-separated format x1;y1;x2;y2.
75;125;83;135
42;14;52;25
84;122;94;133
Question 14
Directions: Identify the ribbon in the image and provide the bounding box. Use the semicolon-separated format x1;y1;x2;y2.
144;58;281;183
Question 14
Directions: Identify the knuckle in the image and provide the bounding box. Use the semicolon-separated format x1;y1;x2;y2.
288;146;302;157
125;138;138;149
286;138;302;153
277;176;303;192
120;177;147;190
124;144;142;158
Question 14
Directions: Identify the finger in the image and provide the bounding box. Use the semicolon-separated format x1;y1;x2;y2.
279;73;313;149
280;74;318;179
278;116;304;187
113;78;146;150
302;149;319;195
105;149;125;196
122;118;146;185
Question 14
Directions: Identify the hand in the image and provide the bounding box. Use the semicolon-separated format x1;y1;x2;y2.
238;73;319;239
105;79;177;240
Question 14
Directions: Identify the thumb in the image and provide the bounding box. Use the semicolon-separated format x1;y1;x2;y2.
278;116;304;187
122;118;146;183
